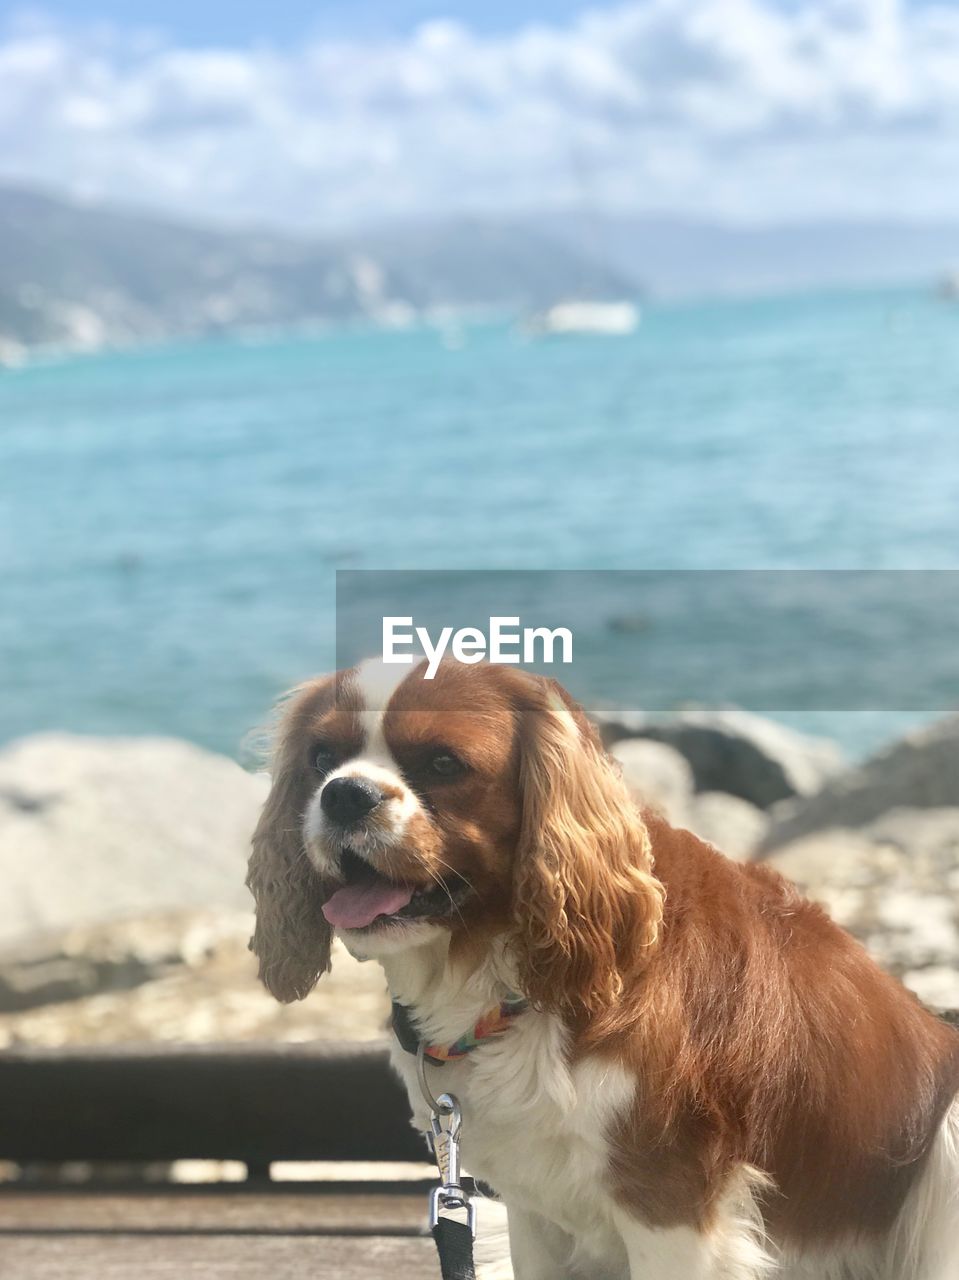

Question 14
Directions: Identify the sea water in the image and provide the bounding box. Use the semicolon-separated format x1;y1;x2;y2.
2;287;958;758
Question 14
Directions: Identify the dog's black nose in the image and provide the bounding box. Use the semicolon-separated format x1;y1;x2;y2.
320;776;384;825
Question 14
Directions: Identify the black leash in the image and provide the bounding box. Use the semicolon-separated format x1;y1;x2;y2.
392;1000;479;1280
432;1215;476;1280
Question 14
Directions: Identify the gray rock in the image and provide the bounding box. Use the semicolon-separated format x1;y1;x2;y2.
596;708;842;808
765;808;959;1003
761;715;959;851
0;911;389;1047
0;734;269;945
612;738;693;822
0;910;245;1012
686;791;769;861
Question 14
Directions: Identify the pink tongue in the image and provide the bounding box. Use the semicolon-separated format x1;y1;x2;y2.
322;880;415;929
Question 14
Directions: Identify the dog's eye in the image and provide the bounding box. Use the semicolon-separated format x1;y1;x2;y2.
430;751;465;779
311;744;336;775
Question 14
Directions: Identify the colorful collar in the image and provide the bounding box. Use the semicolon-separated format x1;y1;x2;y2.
391;994;529;1065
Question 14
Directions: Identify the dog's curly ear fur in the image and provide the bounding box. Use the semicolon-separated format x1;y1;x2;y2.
512;677;665;1021
246;684;333;1002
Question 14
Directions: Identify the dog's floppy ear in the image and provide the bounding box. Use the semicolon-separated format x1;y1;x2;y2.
512;676;664;1020
246;683;333;1002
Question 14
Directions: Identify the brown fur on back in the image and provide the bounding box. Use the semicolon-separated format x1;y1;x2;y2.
600;813;959;1247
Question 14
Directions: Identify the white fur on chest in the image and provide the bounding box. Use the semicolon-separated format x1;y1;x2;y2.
390;1005;634;1268
371;940;779;1278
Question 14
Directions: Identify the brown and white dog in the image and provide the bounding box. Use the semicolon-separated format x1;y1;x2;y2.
247;659;959;1279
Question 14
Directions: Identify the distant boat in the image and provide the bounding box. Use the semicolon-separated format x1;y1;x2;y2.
525;300;640;337
0;337;27;368
936;270;959;301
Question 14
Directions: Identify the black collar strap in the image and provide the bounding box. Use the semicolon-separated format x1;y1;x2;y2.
391;998;424;1058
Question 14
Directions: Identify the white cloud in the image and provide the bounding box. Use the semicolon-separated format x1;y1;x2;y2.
0;0;958;227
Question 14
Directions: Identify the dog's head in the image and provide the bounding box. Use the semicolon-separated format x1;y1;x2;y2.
247;659;663;1013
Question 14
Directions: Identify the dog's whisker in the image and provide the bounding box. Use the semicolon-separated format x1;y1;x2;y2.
419;858;473;931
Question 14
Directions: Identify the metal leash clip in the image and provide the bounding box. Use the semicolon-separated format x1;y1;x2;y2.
427;1095;477;1236
418;1045;477;1237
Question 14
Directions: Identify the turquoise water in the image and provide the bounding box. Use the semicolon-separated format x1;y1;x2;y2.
2;288;958;757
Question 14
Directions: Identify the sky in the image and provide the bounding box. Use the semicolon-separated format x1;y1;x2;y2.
0;2;600;43
0;0;957;232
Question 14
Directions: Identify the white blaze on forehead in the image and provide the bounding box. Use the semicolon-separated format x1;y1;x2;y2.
353;655;418;767
319;657;418;817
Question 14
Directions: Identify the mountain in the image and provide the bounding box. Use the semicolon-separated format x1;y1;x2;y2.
0;185;633;357
2;182;958;360
544;211;959;299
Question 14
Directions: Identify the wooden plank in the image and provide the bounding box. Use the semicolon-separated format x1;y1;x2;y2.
0;1233;437;1279
0;1189;427;1235
0;1043;426;1164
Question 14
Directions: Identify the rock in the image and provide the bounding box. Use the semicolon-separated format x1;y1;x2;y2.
686;791;769;861
0;911;246;1012
0;734;269;945
612;738;693;822
0;911;389;1047
906;969;959;1012
760;715;959;852
764;808;959;1005
595;708;842;808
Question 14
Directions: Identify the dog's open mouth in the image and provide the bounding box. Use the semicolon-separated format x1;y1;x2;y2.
321;848;470;930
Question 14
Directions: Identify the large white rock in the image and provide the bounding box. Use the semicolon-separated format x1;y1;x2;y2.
612;738;693;822
686;791;770;861
0;734;268;945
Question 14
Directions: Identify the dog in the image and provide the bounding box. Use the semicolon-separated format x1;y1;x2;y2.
247;659;959;1279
